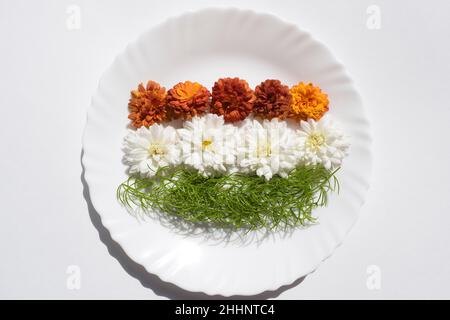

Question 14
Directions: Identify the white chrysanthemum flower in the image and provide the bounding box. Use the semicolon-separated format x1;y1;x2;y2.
295;116;350;170
238;118;297;180
178;114;237;177
123;124;181;177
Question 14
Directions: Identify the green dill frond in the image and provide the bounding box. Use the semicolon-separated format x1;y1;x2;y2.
117;165;339;231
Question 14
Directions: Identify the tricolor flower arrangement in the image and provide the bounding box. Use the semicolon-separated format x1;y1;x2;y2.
118;78;350;230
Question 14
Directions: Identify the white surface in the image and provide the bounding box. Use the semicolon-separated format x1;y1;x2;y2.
0;0;449;299
82;8;371;296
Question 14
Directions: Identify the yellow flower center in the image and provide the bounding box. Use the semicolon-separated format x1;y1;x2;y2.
148;143;165;155
202;139;213;151
257;141;272;158
306;133;325;150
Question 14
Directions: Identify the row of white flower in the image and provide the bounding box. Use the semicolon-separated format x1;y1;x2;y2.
123;114;350;180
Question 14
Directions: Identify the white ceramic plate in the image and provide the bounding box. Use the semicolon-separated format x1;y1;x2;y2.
82;8;372;296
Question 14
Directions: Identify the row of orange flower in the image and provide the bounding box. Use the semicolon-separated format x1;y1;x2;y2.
128;78;329;128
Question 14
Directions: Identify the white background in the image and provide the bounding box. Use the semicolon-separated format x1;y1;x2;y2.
1;0;449;299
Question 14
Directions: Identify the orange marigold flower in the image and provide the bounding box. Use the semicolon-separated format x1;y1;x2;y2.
254;79;292;120
289;82;329;121
166;81;211;120
211;78;256;123
128;80;167;128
